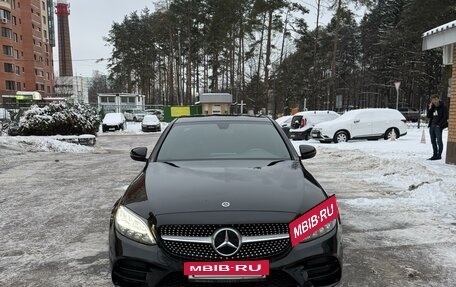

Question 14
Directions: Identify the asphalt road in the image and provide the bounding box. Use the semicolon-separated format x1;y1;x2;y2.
0;133;454;286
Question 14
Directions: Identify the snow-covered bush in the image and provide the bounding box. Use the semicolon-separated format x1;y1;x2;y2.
19;102;100;136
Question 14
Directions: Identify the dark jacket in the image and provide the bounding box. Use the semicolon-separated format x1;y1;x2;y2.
427;101;448;128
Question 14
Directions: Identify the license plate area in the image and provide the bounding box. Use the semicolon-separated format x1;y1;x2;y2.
188;275;266;282
184;260;269;281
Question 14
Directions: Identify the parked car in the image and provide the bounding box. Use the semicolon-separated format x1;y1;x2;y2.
102;113;127;132
275;115;293;138
109;116;342;287
145;109;164;121
289;111;340;140
123;109;145;122
141;115;161;132
311;108;407;143
398;107;420;122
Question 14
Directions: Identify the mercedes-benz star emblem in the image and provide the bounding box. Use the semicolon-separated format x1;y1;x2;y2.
221;202;230;208
212;228;241;257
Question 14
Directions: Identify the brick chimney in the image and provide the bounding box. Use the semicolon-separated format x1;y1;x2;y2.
55;0;73;76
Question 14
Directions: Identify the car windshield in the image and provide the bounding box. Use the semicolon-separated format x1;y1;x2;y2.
337;111;357;120
157;120;291;161
143;115;158;122
105;113;121;121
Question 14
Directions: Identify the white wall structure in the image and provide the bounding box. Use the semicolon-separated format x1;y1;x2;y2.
55;76;89;103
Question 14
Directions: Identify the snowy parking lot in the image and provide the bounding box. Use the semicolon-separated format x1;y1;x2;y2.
0;126;455;286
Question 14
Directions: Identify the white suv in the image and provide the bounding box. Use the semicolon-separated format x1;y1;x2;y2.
311;108;407;143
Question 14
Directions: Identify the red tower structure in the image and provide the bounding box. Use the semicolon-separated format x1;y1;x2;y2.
55;0;73;77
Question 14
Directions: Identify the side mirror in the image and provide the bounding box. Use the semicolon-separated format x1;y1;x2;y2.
130;147;148;162
299;145;316;160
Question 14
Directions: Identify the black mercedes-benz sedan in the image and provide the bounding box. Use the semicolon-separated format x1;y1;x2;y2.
109;116;342;287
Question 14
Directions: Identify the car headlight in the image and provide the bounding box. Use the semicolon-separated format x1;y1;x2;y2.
115;205;156;245
301;219;337;243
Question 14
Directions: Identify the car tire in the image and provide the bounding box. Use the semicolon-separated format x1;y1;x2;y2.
384;128;399;140
334;131;349;143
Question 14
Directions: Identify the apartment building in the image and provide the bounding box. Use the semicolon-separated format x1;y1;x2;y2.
0;0;55;103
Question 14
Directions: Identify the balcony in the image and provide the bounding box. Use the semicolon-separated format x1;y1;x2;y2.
0;0;11;10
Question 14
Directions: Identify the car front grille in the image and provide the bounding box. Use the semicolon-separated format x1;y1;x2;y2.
157;270;298;287
158;224;291;261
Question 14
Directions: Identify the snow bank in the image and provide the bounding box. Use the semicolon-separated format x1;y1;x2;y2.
0;136;94;153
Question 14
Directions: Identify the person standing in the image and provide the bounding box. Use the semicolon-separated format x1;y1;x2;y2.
426;95;449;160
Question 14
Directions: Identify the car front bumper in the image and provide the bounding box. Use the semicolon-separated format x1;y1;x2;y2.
109;223;342;287
311;131;332;142
142;125;161;132
289;129;311;140
103;124;121;131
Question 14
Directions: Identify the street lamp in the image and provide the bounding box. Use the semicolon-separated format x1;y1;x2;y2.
394;81;401;110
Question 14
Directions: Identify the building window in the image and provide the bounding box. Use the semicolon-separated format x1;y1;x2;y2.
128;97;136;103
43;30;47;39
13;33;17;42
11;16;15;25
5;80;16;90
0;9;11;21
121;97;128;103
100;97;108;103
42;1;45;10
40;84;44;91
4;63;14;73
47;86;50;93
42;16;46;23
16;81;20;89
15;65;20;75
13;49;18;59
109;97;115;103
2;45;13;56
1;27;12;38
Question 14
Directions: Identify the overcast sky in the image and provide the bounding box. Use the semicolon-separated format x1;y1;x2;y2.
54;0;362;78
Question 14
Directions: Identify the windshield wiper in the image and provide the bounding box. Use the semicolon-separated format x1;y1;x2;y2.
162;161;180;168
267;160;286;166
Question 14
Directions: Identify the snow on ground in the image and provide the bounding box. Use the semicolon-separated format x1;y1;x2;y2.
291;127;456;219
0;136;94;153
0;121;168;154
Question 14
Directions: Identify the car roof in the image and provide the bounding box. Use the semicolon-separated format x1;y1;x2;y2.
175;115;271;124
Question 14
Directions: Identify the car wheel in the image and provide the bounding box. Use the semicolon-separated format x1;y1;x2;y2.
334;131;349;143
384;128;399;140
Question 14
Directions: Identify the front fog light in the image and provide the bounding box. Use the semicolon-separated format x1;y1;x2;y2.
115;205;156;245
301;219;337;243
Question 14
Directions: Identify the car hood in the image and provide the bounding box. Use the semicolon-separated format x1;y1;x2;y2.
124;160;326;225
103;118;122;125
313;120;337;130
143;120;159;125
